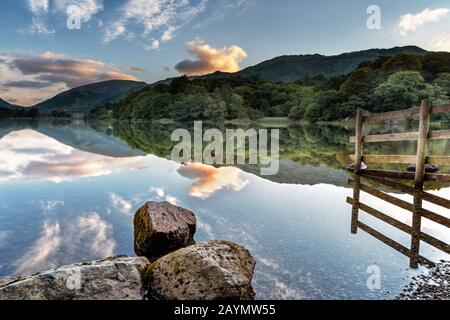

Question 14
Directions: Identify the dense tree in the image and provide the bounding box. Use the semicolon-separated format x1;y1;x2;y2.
89;52;450;123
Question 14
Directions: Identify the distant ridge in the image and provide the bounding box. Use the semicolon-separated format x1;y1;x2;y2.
207;46;429;82
33;80;147;114
0;98;20;109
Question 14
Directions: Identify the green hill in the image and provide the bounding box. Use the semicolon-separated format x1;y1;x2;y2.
34;80;147;114
225;46;429;82
108;49;450;122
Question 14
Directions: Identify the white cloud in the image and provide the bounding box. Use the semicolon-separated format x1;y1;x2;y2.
195;0;254;28
399;7;449;36
53;0;104;23
23;0;102;35
27;0;49;14
161;25;177;42
102;0;207;46
0;51;139;106
175;38;247;76
24;0;53;34
145;39;160;50
429;33;450;52
27;18;55;35
103;22;128;43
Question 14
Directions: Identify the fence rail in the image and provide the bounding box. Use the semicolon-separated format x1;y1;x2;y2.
349;155;450;165
361;103;450;122
349;129;450;143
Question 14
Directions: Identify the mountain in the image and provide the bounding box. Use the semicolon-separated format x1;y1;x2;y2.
0;98;18;109
203;46;429;83
34;80;147;114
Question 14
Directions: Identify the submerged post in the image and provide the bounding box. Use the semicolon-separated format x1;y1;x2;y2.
410;100;431;268
351;109;364;234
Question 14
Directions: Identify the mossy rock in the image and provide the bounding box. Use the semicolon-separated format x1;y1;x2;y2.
134;201;196;259
144;240;256;300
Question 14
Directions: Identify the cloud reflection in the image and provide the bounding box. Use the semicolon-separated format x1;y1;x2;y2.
0;231;12;249
0;129;143;183
148;186;180;205
67;213;116;258
13;213;116;275
14;221;62;274
177;163;249;199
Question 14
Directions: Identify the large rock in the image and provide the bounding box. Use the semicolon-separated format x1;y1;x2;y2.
134;201;196;259
145;240;256;300
0;256;148;300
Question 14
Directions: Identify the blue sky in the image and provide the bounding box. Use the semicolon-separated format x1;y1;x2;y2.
1;0;450;105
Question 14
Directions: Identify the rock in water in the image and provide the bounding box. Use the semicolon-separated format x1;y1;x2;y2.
0;256;148;300
145;240;256;300
134;201;196;259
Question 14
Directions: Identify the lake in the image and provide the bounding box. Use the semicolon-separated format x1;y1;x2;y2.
0;119;449;300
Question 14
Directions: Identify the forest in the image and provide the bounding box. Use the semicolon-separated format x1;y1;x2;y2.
89;52;450;122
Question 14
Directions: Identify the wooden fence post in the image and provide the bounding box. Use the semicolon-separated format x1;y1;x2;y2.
410;100;431;268
415;100;431;188
351;109;364;234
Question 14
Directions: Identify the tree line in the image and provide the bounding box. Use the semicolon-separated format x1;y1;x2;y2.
91;52;450;122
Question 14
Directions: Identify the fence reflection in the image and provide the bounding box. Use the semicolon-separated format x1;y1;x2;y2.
347;174;450;268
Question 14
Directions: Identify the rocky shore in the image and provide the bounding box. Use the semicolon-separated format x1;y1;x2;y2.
0;201;256;300
397;261;450;300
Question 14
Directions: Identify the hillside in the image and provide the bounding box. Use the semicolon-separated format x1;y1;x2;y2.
0;98;18;109
107;50;450;122
34;80;147;114
232;46;429;82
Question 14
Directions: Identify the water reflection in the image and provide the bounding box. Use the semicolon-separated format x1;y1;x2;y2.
177;163;249;199
348;174;450;269
0;120;448;299
0;129;143;182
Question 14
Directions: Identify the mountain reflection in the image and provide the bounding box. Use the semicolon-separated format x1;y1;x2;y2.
0;129;144;183
0;120;449;299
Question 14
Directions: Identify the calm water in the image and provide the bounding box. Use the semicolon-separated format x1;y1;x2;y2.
0;120;449;300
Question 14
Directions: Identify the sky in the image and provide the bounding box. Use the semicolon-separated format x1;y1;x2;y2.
1;0;450;106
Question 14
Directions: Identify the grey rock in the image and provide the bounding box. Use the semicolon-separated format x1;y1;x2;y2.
134;201;196;259
145;240;256;300
0;256;148;300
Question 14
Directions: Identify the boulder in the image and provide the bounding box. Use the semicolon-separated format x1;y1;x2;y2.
134;201;196;259
145;240;256;300
0;256;148;300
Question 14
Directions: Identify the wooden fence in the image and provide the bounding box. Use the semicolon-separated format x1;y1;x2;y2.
347;100;450;268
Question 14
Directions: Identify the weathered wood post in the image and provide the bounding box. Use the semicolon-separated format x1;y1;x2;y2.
410;100;431;268
351;109;364;234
